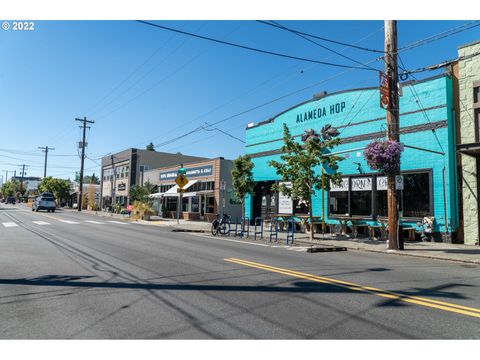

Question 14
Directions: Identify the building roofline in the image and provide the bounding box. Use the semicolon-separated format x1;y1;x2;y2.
458;40;480;50
246;73;450;131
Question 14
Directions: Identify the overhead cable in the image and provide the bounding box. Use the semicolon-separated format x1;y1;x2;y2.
136;20;379;71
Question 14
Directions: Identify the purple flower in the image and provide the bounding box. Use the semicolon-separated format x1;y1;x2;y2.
363;140;403;175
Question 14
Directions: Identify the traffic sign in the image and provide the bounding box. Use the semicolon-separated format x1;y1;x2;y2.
220;180;226;190
395;175;404;190
177;188;187;193
175;174;188;189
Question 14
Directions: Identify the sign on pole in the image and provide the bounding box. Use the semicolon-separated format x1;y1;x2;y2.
395;175;404;190
220;179;226;191
175;174;188;189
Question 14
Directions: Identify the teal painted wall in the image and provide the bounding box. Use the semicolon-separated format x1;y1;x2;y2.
244;76;457;234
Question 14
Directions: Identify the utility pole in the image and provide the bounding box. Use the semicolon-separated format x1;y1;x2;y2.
75;117;95;211
111;154;116;210
38;146;55;178
384;20;401;250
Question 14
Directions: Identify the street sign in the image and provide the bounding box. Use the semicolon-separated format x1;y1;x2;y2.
177;188;187;193
175;174;188;189
395;175;404;190
220;180;226;190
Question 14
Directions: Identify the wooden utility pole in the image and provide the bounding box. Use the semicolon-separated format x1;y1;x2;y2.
384;20;400;250
75;117;95;211
38;146;55;178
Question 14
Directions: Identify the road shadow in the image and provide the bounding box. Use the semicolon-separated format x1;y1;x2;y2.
402;248;480;255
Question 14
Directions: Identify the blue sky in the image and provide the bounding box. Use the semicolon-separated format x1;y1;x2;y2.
0;20;479;181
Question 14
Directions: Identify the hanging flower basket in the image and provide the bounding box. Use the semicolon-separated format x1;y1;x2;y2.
363;140;403;175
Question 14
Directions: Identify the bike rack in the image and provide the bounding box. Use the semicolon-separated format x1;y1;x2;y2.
254;217;263;240
286;218;295;245
241;217;250;238
268;218;278;243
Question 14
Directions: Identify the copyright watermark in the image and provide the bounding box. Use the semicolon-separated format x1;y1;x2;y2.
2;21;35;31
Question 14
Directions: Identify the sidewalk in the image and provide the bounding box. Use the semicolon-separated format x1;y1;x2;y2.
67;209;480;264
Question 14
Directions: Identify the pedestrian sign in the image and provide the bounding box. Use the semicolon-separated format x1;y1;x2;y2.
175;174;188;189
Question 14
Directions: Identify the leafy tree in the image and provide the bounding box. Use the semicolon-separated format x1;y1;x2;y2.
269;124;343;241
130;181;156;204
38;177;71;205
146;142;156;151
1;181;20;198
231;155;255;220
83;173;100;185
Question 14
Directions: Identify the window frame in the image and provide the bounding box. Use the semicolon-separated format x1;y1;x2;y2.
327;169;433;220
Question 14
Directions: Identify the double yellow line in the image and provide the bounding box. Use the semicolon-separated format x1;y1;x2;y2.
225;258;480;319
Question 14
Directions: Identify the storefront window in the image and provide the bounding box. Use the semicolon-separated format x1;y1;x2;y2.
350;177;372;216
376;176;388;217
403;172;431;217
191;196;199;213
166;197;177;211
206;196;215;213
182;197;189;212
329;178;349;215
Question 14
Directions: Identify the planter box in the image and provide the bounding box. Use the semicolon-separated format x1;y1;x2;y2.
183;212;200;221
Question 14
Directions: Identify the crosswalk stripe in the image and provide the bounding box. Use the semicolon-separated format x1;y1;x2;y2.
84;220;105;225
107;221;128;225
32;221;50;226
58;220;80;224
2;222;18;228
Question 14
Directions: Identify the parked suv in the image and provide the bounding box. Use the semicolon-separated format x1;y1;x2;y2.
6;196;16;205
32;194;56;212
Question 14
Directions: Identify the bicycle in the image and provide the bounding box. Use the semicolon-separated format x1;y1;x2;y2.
211;213;230;236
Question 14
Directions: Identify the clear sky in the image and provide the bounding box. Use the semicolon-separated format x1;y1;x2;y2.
1;19;479;181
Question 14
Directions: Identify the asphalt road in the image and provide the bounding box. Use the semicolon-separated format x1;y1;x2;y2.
1;203;479;339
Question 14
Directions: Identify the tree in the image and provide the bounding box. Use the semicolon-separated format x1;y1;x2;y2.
130;181;156;204
1;181;21;198
269;124;343;241
231;155;255;221
38;177;71;206
146;142;156;151
83;173;100;185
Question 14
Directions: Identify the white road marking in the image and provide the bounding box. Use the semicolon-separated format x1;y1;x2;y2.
2;222;18;228
107;221;128;225
32;221;50;226
84;220;105;225
57;220;80;224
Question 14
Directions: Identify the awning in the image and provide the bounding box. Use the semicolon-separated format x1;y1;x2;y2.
149;180;199;198
457;142;480;158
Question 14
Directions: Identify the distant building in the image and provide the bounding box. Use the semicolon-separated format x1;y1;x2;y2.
11;176;42;192
100;148;208;209
144;157;242;222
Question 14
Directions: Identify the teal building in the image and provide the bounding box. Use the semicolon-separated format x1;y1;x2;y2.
244;75;459;241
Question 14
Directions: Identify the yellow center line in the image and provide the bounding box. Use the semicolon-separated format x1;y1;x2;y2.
225;258;480;319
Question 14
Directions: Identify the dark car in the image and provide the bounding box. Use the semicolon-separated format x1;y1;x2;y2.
6;196;16;205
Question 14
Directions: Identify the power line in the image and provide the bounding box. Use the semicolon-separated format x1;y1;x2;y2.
398;54;445;154
153;55;382;150
256;20;385;54
398;20;480;53
264;20;381;72
83;21;189;117
203;123;245;143
136;20;379;72
90;22;207;118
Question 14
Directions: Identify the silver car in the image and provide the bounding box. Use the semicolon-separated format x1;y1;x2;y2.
32;195;56;212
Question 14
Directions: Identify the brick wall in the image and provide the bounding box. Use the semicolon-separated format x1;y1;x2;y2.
458;42;480;245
